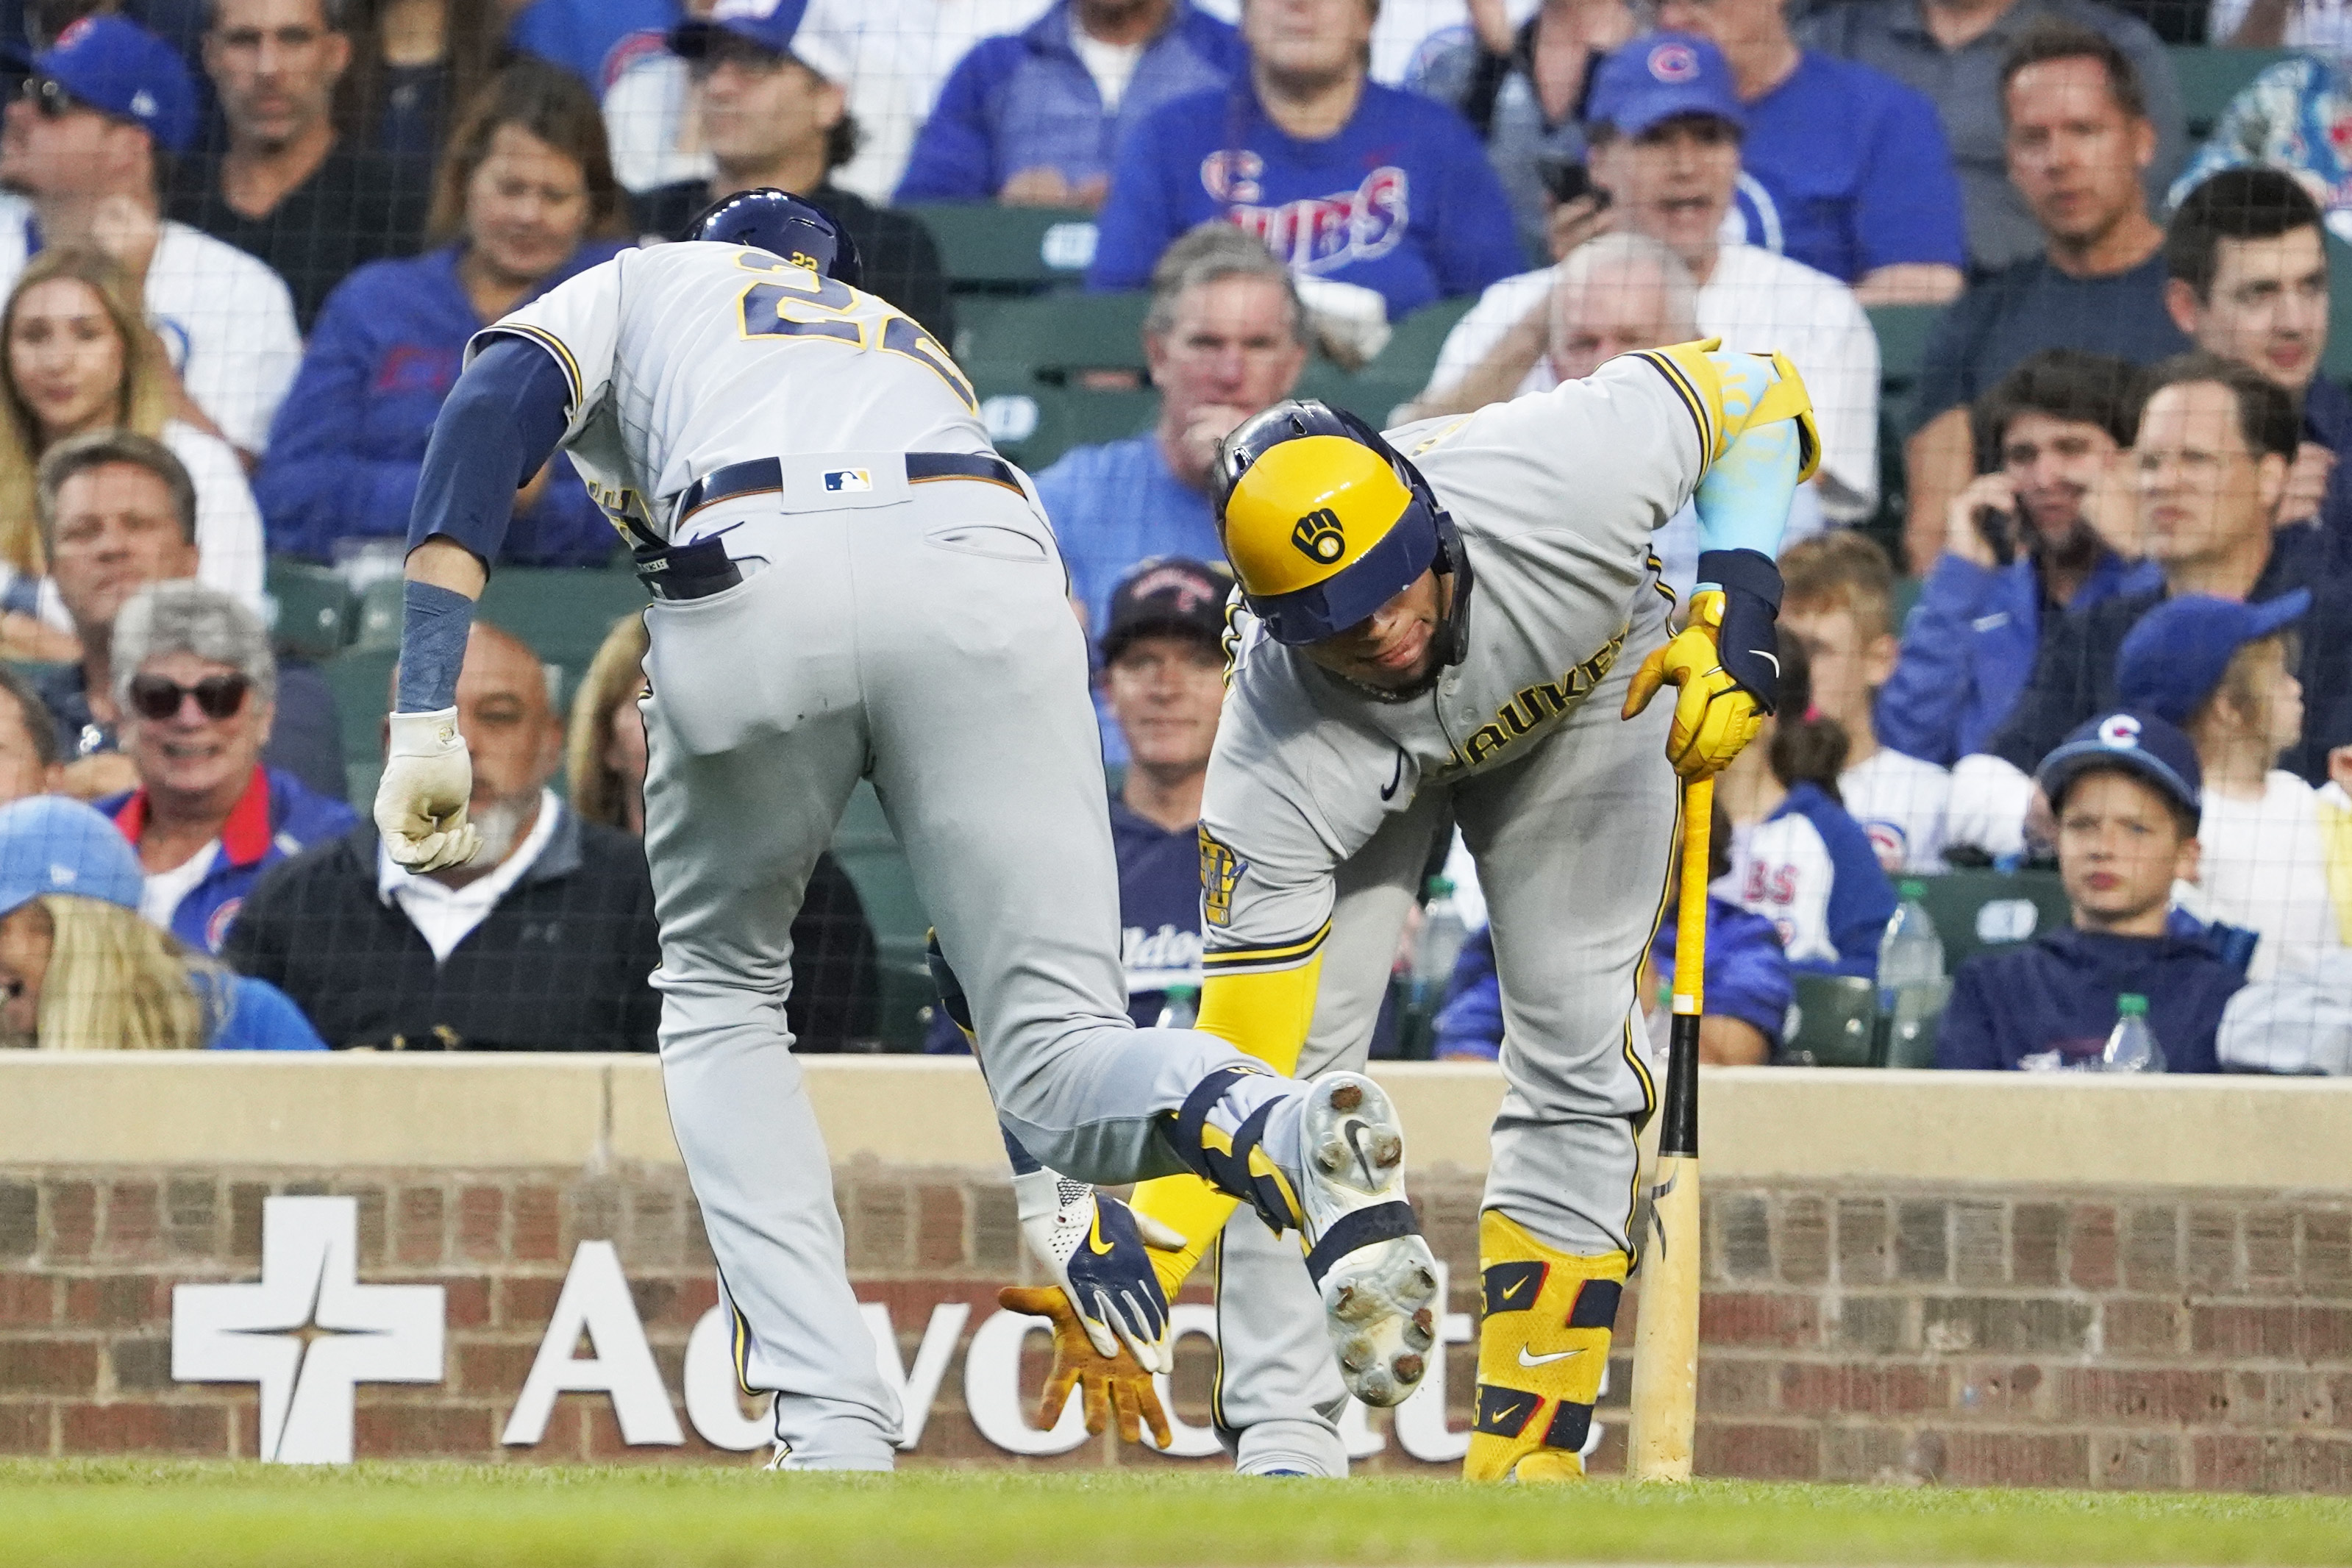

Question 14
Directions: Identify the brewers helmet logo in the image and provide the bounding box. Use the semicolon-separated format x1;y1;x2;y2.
1198;827;1247;927
1291;507;1346;564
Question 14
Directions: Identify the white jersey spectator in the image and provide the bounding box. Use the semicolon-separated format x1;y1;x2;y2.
2180;770;2347;980
0;204;300;458
1841;748;1951;875
1422;243;1878;523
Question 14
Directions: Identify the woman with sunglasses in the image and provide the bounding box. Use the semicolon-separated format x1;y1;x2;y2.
0;794;325;1052
255;61;627;567
0;249;264;659
92;580;354;955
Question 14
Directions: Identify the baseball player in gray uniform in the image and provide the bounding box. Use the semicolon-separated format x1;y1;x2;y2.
369;193;1441;1470
1047;341;1818;1480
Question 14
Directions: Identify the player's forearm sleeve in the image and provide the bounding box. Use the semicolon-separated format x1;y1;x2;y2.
404;335;574;563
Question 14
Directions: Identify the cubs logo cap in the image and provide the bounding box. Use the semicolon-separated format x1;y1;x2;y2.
2115;590;2310;726
2036;709;2203;819
0;796;145;921
1588;31;1747;140
17;15;197;153
669;0;852;85
1100;556;1233;665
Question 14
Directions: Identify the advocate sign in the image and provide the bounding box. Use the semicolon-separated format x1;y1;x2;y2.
171;1196;1512;1466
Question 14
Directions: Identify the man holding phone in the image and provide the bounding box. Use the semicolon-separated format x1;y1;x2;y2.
1878;348;2154;766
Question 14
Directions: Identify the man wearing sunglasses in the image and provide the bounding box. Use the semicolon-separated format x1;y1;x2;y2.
31;430;348;804
0;15;303;460
93;579;354;954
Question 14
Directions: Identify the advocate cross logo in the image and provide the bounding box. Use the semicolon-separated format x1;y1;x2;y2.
172;1197;443;1464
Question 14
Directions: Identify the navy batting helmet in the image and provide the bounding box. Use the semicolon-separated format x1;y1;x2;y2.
683;189;863;288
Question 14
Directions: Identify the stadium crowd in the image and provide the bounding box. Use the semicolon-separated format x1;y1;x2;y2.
0;0;2340;1075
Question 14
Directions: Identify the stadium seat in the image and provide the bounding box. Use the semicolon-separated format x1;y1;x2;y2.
2326;236;2352;382
901;203;1100;292
1780;972;1880;1066
324;646;397;806
475;566;641;711
2169;46;2299;139
1867;303;1942;397
1293;295;1482;426
1911;869;2070;969
830;780;937;1050
957;290;1152;385
263;560;354;662
978;381;1158;470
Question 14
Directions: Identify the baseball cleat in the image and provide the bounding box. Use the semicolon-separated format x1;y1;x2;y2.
1296;1072;1440;1408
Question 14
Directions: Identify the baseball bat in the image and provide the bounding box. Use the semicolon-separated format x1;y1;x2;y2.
1628;774;1711;1481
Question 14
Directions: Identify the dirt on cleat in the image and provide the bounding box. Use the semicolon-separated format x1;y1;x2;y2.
1297;1072;1442;1408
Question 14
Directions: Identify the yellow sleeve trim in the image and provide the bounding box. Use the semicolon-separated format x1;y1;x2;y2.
1200;919;1331;974
489;322;585;413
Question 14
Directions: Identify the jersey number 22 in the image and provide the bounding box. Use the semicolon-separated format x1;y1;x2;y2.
735;254;975;413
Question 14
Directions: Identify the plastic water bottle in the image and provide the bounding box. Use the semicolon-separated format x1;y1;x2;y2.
1876;880;1946;1012
1155;983;1200;1030
1413;877;1469;1001
2099;994;2166;1074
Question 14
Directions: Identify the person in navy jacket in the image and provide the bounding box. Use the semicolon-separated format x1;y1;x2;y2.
1937;710;2245;1072
1087;0;1522;320
1878;348;2157;766
254;61;630;566
896;0;1242;207
95;582;355;955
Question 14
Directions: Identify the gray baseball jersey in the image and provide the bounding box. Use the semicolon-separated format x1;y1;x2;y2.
478;240;992;539
1200;352;1704;974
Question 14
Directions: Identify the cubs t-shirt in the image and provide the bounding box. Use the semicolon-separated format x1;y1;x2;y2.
1731;51;1967;285
1088;79;1526;318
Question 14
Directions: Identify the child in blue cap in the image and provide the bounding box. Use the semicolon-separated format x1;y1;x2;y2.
2117;591;2349;979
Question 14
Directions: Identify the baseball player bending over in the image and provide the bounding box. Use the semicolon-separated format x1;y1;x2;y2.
1027;343;1817;1479
374;192;1440;1469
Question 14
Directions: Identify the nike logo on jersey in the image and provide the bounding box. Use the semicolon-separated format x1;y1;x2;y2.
1378;749;1405;801
1518;1345;1585;1369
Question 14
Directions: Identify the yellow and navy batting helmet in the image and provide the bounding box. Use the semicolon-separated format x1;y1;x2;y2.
1211;400;1462;646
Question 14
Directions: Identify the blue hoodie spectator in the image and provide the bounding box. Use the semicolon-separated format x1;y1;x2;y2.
1433;901;1793;1060
101;764;355;955
1938;924;2242;1072
896;1;1244;204
1088;79;1524;318
1879;548;2157;766
255;243;627;567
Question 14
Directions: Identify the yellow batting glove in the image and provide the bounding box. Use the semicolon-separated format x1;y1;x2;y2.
1621;590;1767;780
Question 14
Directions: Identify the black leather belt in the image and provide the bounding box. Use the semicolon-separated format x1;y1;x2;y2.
672;451;1023;524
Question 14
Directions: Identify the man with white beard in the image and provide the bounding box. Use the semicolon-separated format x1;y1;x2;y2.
222;621;663;1052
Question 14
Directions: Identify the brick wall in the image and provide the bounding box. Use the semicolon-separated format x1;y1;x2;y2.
3;1161;2348;1488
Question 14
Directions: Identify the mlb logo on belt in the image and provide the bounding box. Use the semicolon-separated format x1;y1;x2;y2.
824;469;872;493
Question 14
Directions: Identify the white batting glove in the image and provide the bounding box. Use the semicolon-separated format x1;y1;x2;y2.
375;708;480;872
1013;1166;1186;1375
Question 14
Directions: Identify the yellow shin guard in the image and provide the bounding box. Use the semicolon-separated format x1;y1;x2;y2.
1463;1211;1627;1483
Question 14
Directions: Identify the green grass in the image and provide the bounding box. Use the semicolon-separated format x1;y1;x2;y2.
6;1464;2352;1567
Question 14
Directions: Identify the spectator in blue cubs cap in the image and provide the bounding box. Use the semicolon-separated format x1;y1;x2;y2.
2123;591;2347;980
0;15;303;460
11;14;199;154
1938;708;2244;1072
0;793;321;1051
